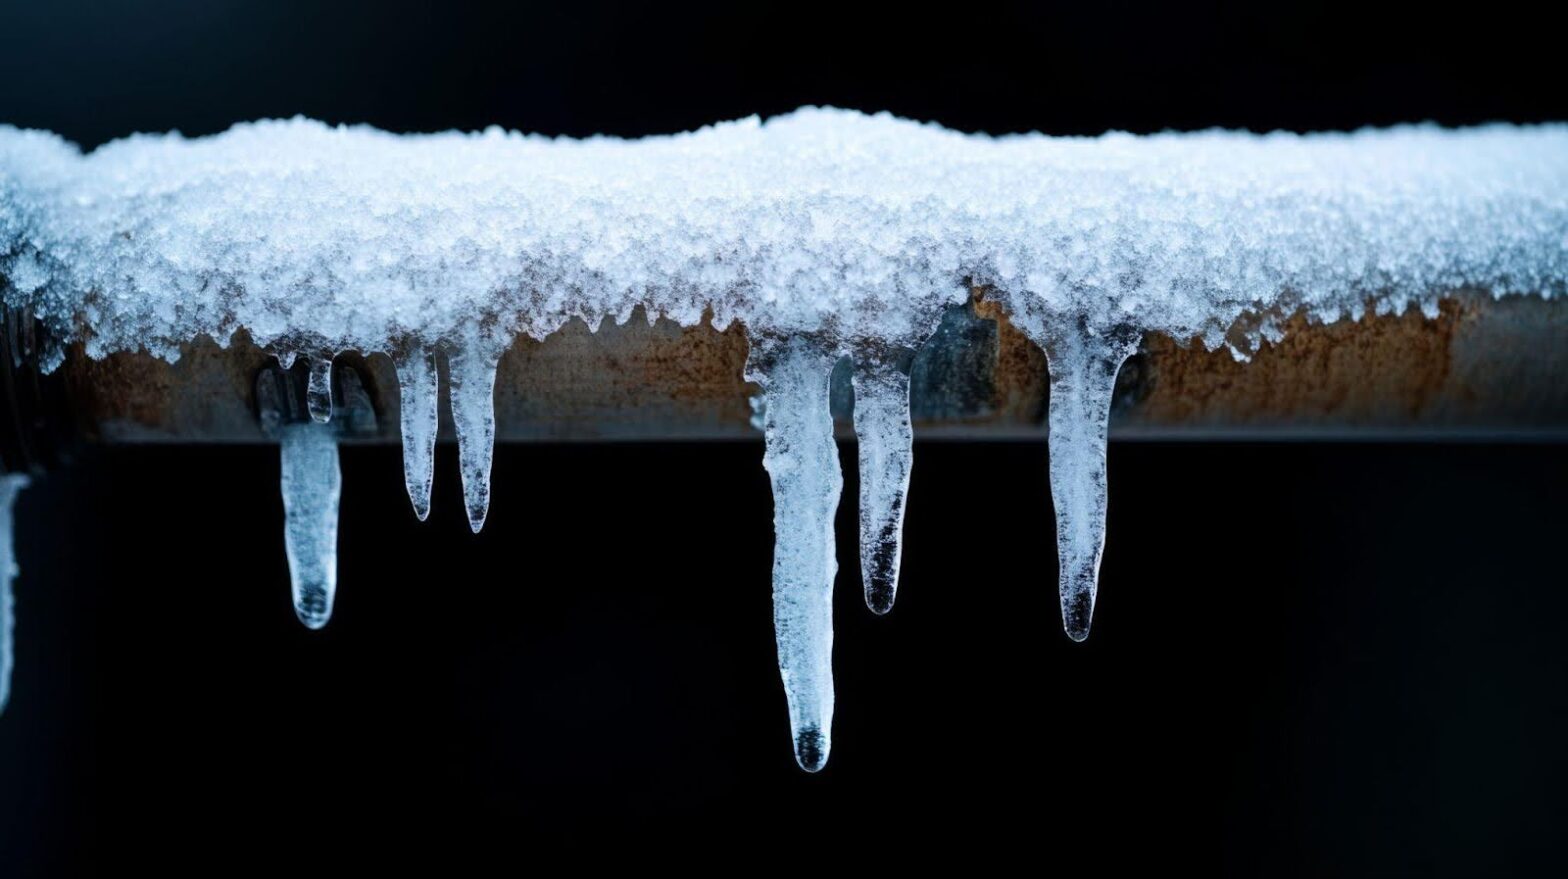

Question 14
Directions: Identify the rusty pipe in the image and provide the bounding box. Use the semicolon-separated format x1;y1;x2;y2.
14;290;1568;450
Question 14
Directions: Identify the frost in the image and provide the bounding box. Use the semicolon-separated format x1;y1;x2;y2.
3;108;1567;765
0;474;25;715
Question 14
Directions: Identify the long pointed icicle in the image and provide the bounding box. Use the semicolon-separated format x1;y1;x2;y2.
393;346;439;521
447;343;500;533
851;345;916;614
280;422;341;629
1042;325;1140;641
306;356;334;423
748;336;843;772
0;474;27;715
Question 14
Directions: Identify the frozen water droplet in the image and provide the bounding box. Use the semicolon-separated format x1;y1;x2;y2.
793;725;828;773
851;345;915;615
280;422;340;629
0;474;28;716
748;334;841;772
393;346;439;521
306;357;334;423
448;343;500;533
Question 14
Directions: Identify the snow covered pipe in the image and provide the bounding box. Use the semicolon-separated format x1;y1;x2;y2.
9;291;1566;451
4;113;1566;771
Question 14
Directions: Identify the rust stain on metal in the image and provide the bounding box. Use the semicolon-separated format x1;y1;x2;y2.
61;334;267;442
972;289;1050;424
489;310;756;439
1130;300;1463;427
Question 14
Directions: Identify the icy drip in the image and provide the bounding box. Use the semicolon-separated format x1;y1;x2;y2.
307;357;334;423
850;344;916;614
1034;323;1142;641
447;343;500;533
393;346;439;521
748;335;843;772
280;422;341;629
0;474;26;715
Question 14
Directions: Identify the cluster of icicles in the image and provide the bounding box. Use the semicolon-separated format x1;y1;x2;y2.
2;110;1567;772
0;315;1138;773
264;320;1136;773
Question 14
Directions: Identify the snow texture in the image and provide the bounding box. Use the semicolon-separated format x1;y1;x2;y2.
3;108;1566;764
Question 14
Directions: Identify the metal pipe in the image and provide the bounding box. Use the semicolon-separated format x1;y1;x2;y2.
25;290;1568;446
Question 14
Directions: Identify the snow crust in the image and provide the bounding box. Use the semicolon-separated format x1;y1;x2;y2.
4;109;1563;368
4;108;1565;768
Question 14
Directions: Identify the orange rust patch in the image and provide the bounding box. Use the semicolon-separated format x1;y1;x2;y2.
1134;300;1463;426
972;289;1050;423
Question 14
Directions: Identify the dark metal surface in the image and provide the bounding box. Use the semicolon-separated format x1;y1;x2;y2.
36;291;1568;445
0;307;78;472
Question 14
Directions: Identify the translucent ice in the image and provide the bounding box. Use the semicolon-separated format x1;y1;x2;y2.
447;341;501;533
280;422;341;629
307;357;334;424
748;334;843;772
0;473;26;715
851;343;916;614
1034;323;1141;640
393;346;440;521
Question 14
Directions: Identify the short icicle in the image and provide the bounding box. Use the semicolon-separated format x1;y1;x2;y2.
0;474;28;715
447;342;501;533
306;356;334;423
393;346;440;521
747;334;843;772
1041;323;1141;641
280;421;341;629
850;344;916;614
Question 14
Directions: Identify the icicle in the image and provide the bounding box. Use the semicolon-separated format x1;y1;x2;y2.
393;346;439;521
850;344;915;615
0;474;27;715
1040;323;1141;641
280;422;341;629
447;343;500;533
306;356;334;423
747;335;842;772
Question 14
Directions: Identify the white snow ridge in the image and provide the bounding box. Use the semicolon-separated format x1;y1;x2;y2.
2;108;1566;768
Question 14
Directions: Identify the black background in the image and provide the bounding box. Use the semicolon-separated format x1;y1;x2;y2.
1;0;1566;872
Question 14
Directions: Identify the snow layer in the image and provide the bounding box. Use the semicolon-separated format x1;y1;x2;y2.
3;108;1566;767
5;110;1563;364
